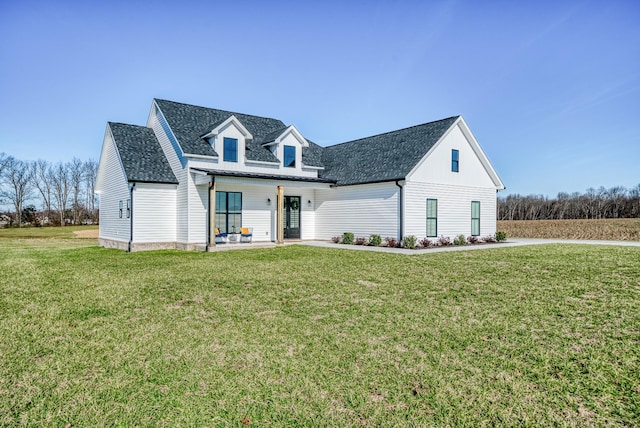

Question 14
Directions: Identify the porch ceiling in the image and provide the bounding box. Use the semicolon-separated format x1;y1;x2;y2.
191;168;336;188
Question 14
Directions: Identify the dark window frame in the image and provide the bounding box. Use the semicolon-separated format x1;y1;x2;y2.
426;198;438;237
119;200;123;218
223;137;238;163
215;191;242;234
283;145;296;168
471;200;480;236
452;149;459;172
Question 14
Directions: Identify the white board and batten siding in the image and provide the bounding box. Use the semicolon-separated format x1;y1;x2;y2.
404;121;501;239
315;182;399;240
147;105;189;244
132;183;177;243
97;131;130;242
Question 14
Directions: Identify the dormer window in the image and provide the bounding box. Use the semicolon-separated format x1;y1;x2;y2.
284;145;296;168
224;137;238;162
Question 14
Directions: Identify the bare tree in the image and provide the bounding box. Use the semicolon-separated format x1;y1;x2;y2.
0;156;33;227
31;159;54;224
0;152;8;175
83;158;98;221
499;184;640;220
70;157;84;224
51;162;71;226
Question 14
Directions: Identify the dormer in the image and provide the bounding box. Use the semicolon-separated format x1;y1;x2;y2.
200;115;253;165
261;125;309;171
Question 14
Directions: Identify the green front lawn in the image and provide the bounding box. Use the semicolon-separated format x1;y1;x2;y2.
0;238;638;426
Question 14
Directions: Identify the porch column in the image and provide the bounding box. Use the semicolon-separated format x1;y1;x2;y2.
277;185;284;244
208;178;216;250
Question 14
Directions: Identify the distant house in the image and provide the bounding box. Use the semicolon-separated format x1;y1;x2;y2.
95;99;504;251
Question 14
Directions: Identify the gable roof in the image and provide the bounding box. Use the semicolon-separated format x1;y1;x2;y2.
109;122;178;184
319;116;459;186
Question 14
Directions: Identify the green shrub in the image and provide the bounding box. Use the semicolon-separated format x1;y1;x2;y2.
342;232;354;245
369;234;382;246
495;231;507;242
402;235;417;249
453;234;466;246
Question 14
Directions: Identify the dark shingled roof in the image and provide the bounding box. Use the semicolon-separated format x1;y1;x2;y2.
155;99;284;163
109;122;178;184
319;116;459;186
155;99;325;166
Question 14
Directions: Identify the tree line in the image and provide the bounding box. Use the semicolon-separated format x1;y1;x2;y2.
498;185;640;220
0;152;98;227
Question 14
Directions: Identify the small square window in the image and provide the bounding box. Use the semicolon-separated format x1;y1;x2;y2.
452;149;459;172
284;145;296;168
224;137;238;162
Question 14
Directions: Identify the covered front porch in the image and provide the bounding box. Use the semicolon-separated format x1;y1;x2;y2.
190;168;334;251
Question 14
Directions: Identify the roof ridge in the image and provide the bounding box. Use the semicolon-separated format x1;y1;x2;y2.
326;115;460;149
108;121;150;128
154;98;284;124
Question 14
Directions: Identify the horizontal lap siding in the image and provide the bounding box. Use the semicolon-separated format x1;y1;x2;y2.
404;182;496;238
98;134;130;242
315;183;399;240
133;184;177;243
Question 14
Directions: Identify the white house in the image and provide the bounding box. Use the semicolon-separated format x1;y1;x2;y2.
95;99;504;251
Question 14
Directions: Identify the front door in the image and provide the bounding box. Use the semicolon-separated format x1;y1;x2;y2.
284;196;301;239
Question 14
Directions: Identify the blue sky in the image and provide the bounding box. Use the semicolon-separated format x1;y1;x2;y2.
1;0;638;197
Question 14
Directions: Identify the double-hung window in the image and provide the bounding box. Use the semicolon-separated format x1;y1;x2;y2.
426;199;438;237
126;199;131;218
216;191;242;233
471;201;480;236
451;149;459;172
284;145;296;168
223;137;238;162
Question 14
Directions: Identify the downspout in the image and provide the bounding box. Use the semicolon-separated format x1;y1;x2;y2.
128;182;136;252
395;180;403;242
206;176;215;252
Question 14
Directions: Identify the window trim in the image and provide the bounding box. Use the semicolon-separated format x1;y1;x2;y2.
426;198;438;237
126;199;131;219
471;200;480;236
451;149;459;172
223;137;238;163
283;145;296;168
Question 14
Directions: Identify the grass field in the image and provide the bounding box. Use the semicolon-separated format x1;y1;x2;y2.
498;218;640;241
1;232;639;426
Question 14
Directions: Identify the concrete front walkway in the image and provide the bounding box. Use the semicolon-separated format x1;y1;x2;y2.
295;238;640;255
